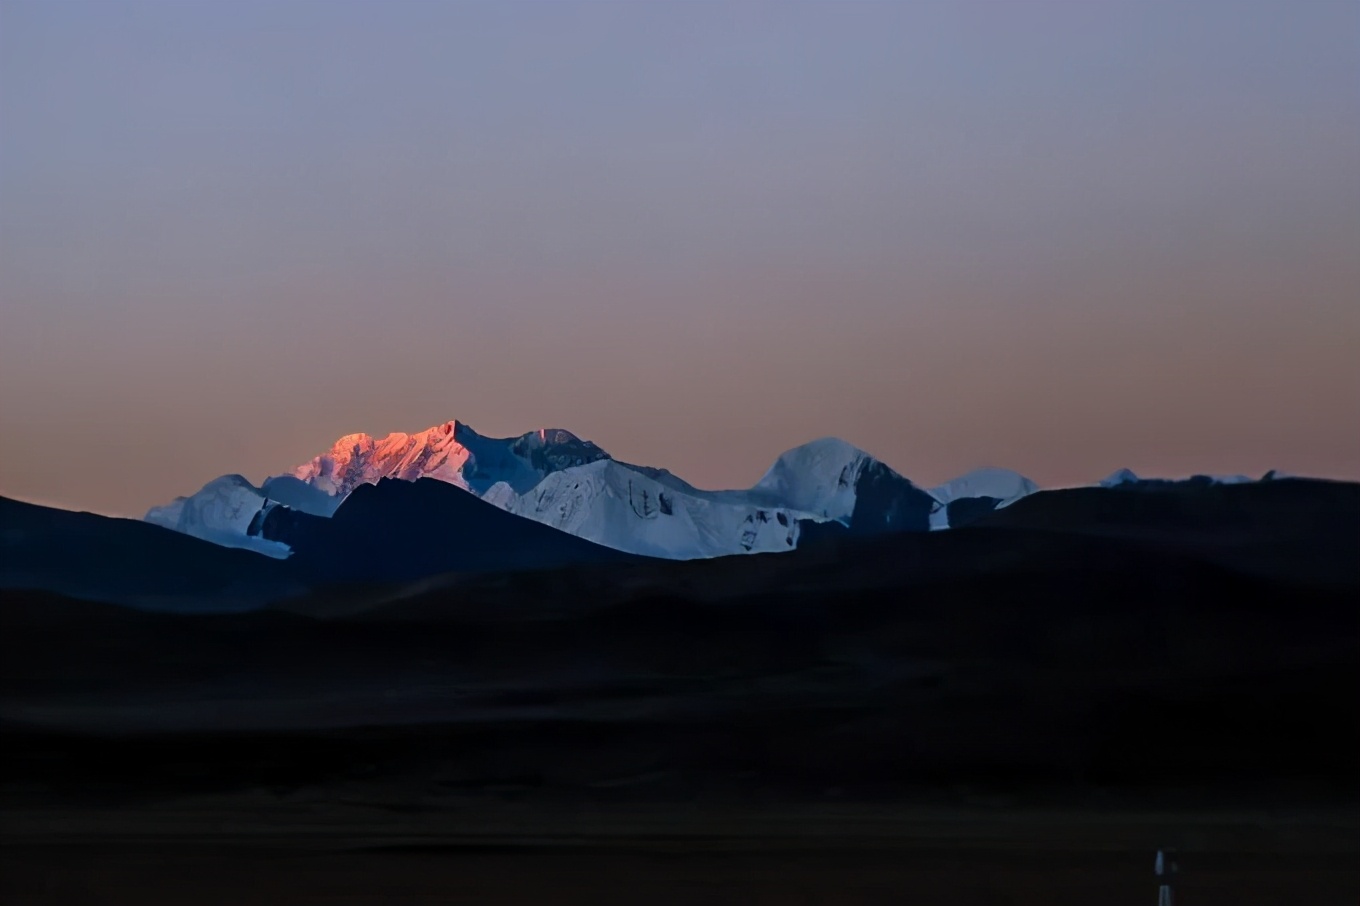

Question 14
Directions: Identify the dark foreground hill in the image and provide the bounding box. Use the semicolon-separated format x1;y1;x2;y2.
5;489;1357;782
0;495;303;611
978;476;1360;587
5;513;1355;785
0;479;643;607
256;476;643;582
4;477;1356;787
2;478;1357;902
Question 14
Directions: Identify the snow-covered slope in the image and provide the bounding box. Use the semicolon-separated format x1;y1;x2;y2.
144;475;290;558
749;438;866;519
485;459;810;560
485;435;937;558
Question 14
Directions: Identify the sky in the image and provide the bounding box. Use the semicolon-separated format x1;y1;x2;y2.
1;0;1357;516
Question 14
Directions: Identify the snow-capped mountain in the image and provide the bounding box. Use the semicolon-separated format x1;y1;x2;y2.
1100;468;1142;488
747;437;871;519
746;437;937;534
145;420;968;560
145;475;291;558
144;473;339;559
293;421;608;498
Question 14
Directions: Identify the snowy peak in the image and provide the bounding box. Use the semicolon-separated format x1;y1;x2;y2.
753;437;935;533
293;421;610;498
144;474;290;559
752;437;875;519
1101;468;1141;488
145;474;261;531
295;422;474;497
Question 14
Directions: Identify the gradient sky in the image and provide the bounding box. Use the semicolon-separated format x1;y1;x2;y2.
2;0;1358;516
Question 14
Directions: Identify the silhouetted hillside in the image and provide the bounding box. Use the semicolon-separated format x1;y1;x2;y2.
257;476;644;582
0;495;301;610
977;478;1360;587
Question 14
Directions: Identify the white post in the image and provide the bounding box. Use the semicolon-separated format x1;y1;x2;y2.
1155;849;1176;905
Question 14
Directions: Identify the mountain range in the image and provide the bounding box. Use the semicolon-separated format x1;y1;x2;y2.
145;420;1035;561
2;418;1326;611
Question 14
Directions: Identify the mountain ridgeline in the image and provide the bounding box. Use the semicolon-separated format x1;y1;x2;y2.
2;426;1352;610
143;421;1019;562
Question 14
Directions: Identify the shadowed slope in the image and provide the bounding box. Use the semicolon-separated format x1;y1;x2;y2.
0;495;302;610
257;476;646;583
